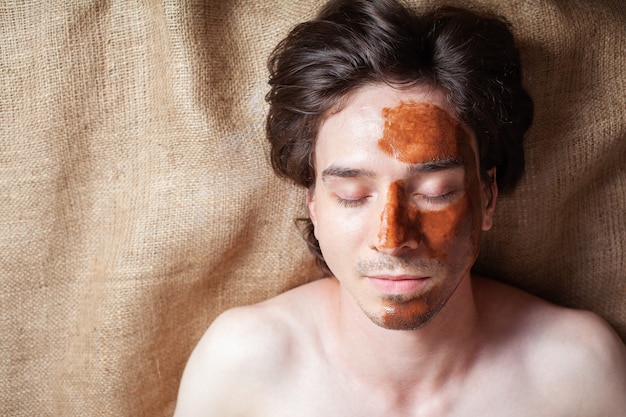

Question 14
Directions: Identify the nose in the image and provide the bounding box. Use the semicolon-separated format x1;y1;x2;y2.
374;181;420;255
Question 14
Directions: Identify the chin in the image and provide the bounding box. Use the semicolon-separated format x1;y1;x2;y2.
365;298;445;331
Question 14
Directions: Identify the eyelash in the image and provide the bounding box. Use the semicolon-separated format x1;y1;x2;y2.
418;192;456;203
336;196;369;208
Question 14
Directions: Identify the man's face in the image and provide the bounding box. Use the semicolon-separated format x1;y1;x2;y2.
308;84;496;330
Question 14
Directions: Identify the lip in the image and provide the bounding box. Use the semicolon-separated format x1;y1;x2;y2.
366;275;430;294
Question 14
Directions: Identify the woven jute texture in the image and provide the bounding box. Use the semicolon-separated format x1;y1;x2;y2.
1;0;624;416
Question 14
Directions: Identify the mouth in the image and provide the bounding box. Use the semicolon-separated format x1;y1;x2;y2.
366;275;430;295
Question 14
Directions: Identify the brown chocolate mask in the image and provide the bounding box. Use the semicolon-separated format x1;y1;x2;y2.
374;101;484;329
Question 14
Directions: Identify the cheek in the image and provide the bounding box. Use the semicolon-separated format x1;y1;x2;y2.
418;197;478;259
316;205;364;250
316;211;366;278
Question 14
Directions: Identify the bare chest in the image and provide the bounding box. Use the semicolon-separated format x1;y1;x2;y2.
250;364;564;417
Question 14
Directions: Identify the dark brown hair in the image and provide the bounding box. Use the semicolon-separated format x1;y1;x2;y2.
266;0;534;274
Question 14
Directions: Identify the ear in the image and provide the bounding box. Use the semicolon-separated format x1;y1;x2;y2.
481;167;498;231
306;187;318;238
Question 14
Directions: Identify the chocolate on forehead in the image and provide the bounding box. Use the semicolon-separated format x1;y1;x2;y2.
378;102;469;164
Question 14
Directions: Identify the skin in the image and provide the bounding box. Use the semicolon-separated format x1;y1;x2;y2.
308;89;493;333
173;84;626;417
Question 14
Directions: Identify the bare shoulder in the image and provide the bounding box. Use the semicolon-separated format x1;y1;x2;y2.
528;305;626;415
173;304;291;416
173;278;334;417
474;276;626;414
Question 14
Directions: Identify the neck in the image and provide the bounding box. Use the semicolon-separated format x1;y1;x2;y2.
330;274;481;392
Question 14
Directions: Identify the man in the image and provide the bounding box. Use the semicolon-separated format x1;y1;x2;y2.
174;0;626;415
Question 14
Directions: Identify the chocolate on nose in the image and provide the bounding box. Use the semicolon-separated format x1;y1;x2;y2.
377;181;410;249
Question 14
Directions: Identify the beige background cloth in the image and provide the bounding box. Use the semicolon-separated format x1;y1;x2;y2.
1;0;624;415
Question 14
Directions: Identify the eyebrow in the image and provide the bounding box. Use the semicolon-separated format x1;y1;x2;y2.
321;158;463;181
321;166;375;180
408;157;464;173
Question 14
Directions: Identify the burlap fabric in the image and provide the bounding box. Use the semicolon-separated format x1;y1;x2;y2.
1;0;624;416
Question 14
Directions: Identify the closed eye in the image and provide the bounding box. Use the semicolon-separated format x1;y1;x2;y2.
336;196;369;208
419;192;455;201
415;191;460;206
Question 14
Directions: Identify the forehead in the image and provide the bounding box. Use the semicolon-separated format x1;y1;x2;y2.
379;101;468;164
316;84;474;167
